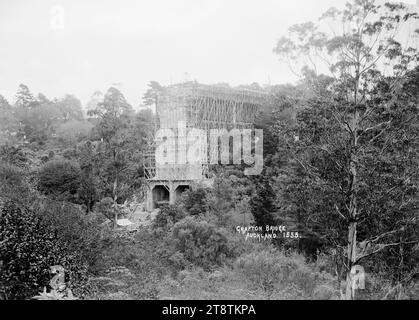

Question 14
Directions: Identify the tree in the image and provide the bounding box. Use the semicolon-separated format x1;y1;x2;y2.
128;108;156;164
0;95;18;144
206;171;256;227
76;101;154;214
0;199;90;299
14;89;62;145
15;84;36;109
142;81;164;110
38;160;81;202
77;172;100;213
250;177;277;227
86;91;104;117
274;0;419;299
76;140;104;212
89;87;140;226
55;94;84;122
55;119;93;147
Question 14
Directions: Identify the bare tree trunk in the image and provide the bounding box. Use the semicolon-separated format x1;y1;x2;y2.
112;148;118;229
344;74;361;297
345;124;360;299
113;176;118;229
345;145;359;299
343;55;362;299
345;220;357;299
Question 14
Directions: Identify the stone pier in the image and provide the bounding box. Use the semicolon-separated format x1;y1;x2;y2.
145;180;192;212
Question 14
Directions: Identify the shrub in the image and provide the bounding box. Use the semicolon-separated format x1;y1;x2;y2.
0;163;31;202
205;172;255;227
249;178;277;227
62;148;78;160
180;188;208;216
77;173;99;212
158;267;267;300
38;160;81;201
171;216;237;269
153;204;185;229
35;199;103;273
88;228;176;299
235;247;337;299
90;265;159;300
234;248;287;293
0;144;30;168
55;120;93;147
0;199;89;299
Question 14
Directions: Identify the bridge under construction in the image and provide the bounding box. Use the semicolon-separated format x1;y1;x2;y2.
143;82;268;211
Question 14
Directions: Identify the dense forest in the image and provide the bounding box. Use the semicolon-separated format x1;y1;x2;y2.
0;0;418;300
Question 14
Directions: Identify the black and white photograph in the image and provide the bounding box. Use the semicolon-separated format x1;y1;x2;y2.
0;0;418;306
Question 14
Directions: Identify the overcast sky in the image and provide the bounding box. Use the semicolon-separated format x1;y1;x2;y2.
0;0;417;107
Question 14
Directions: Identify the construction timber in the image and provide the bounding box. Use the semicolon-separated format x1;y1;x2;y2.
144;82;268;211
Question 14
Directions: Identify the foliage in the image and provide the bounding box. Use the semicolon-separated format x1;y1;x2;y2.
0;199;89;299
14;88;61;145
95;197;119;225
142;81;165;108
0;95;18;144
171;216;237;269
159;247;338;300
1;2;418;299
180;188;209;216
77;172;100;212
88;228;176;299
158;267;267;300
38;160;81;201
15;84;36;109
34;199;103;272
206;172;255;227
54;94;84;122
0;144;31;168
153;204;186;229
273;0;419;299
235;248;336;299
88;87;144;204
55;119;93;147
0;163;32;203
250;177;278;227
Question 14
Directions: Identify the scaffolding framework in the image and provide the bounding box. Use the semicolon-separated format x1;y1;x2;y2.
143;82;268;211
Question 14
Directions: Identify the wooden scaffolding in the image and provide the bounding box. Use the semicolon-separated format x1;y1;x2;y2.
143;82;268;210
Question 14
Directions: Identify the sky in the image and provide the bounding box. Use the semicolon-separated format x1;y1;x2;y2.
0;0;417;108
